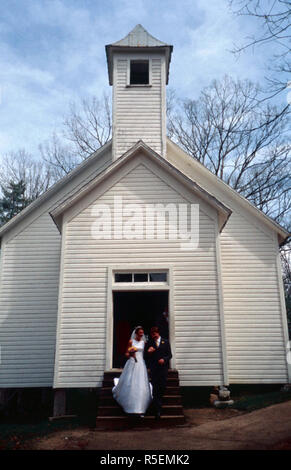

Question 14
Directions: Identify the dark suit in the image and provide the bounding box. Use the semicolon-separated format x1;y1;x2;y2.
145;337;172;416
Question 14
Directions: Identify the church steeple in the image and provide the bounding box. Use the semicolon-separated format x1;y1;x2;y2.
106;25;173;160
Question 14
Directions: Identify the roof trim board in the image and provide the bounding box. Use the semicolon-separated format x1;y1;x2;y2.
50;140;232;233
0;140;112;240
0;136;288;246
166;138;290;246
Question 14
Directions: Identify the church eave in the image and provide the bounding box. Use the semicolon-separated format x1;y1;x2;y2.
0;140;113;241
166;138;290;246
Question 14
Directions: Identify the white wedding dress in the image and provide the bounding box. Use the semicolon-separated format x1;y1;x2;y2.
112;339;153;414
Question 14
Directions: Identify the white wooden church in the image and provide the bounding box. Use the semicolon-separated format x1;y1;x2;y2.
0;25;290;410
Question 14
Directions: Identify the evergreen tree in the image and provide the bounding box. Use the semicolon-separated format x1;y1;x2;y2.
0;179;30;226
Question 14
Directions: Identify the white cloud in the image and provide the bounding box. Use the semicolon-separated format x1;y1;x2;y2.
168;0;267;96
0;0;281;156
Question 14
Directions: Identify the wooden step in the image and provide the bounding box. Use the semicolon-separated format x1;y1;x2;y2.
102;377;179;387
146;404;184;416
96;369;185;428
100;386;180;396
103;369;179;379
98;405;184;417
100;394;182;406
95;415;186;429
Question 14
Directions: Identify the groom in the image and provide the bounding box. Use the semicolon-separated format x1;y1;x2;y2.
145;326;172;419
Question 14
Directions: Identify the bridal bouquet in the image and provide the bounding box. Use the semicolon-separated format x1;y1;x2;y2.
128;346;138;362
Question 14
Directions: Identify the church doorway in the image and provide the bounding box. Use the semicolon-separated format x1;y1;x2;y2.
112;290;169;368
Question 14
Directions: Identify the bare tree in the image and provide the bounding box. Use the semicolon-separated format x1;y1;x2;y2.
41;94;112;179
281;241;291;329
39;133;80;180
63;93;112;158
230;0;291;93
0;149;54;201
166;87;177;122
168;75;291;226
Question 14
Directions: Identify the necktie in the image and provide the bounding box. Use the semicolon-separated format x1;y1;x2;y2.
155;339;159;348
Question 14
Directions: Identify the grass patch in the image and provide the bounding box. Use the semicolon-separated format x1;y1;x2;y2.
0;418;81;450
232;389;291;412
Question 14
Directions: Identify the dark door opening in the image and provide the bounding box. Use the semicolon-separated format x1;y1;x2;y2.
113;290;169;368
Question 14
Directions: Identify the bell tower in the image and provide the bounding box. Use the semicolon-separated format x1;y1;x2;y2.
106;25;173;160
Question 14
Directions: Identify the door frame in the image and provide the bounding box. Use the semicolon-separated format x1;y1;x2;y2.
106;264;175;370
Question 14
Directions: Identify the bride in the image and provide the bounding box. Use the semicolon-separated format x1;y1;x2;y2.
112;326;152;415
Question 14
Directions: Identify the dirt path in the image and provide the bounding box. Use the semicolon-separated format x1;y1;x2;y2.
24;401;291;450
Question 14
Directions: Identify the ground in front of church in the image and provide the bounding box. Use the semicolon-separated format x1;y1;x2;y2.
2;400;291;450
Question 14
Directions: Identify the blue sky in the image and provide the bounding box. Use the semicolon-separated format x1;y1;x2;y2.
0;0;282;156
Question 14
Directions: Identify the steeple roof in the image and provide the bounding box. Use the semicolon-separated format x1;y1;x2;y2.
111;24;169;47
105;24;173;85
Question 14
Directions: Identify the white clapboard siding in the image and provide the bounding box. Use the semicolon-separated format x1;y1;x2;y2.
220;211;288;383
0;145;112;388
113;56;164;159
0;213;60;387
166;140;289;383
54;162;224;388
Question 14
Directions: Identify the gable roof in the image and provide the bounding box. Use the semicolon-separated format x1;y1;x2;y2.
105;24;173;85
0;140;112;241
50;140;232;232
0;136;288;246
166;138;290;246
